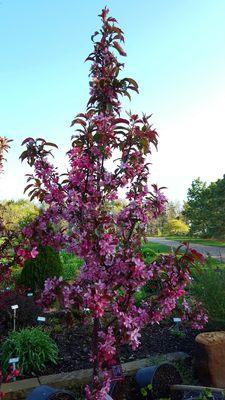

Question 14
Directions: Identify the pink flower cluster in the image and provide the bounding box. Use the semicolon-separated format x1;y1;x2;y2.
0;366;19;399
181;298;208;330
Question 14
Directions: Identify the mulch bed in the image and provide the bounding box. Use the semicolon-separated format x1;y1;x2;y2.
0;292;198;378
45;323;196;376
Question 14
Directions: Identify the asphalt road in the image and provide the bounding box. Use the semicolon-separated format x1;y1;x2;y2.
148;237;225;261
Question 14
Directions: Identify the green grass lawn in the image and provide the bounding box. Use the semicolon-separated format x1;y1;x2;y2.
164;236;225;247
142;241;171;254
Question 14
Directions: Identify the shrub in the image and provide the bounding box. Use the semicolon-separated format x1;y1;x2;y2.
190;258;225;327
1;327;58;375
18;246;63;291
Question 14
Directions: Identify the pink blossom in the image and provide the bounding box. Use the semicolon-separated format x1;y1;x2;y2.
30;247;38;258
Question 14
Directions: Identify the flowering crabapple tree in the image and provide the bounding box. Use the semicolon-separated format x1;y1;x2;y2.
20;9;207;399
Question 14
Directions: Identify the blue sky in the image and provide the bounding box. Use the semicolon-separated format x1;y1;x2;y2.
1;0;225;201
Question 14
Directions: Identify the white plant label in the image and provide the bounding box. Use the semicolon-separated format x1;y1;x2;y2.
11;305;18;310
37;316;46;322
27;293;33;297
9;357;19;364
173;317;181;323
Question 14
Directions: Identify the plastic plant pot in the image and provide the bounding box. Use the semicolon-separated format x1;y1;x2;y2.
26;385;76;400
135;363;183;400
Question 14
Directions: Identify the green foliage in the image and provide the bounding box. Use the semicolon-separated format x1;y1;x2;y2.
141;384;152;397
141;242;171;255
198;388;214;400
18;246;63;291
147;200;185;236
173;359;198;385
0;199;39;233
184;175;225;239
163;218;189;236
0;265;21;291
141;246;157;263
169;328;185;339
183;178;209;237
60;251;83;281
136;243;163;306
45;317;64;334
190;256;225;327
1;327;58;375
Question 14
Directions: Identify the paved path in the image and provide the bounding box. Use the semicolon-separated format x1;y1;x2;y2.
148;237;225;261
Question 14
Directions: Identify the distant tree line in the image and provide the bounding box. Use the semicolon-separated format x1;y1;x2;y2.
2;173;225;240
184;175;225;239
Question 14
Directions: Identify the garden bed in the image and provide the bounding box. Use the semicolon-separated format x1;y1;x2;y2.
0;292;197;378
46;322;196;376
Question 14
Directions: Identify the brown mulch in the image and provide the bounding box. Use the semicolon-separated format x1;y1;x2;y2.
0;292;197;378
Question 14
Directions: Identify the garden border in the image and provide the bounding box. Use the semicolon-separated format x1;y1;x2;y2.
2;352;188;400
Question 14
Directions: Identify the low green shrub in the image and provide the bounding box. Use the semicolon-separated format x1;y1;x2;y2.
190;257;225;327
18;246;63;291
1;327;58;375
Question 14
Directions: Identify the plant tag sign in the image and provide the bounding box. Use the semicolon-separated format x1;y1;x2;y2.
173;317;181;323
110;365;124;382
9;357;19;364
27;293;33;297
11;305;19;310
37;316;46;322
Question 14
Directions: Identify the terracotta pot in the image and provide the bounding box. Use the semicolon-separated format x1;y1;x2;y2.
195;331;225;388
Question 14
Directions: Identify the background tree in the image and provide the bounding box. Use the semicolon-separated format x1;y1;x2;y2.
184;176;225;238
184;178;209;237
0;200;39;234
207;175;225;238
147;200;188;236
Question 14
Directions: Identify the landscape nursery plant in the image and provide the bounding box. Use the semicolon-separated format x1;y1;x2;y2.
19;9;207;399
18;245;63;291
1;327;58;376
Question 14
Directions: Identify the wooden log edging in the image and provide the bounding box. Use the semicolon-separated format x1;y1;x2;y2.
2;352;188;400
